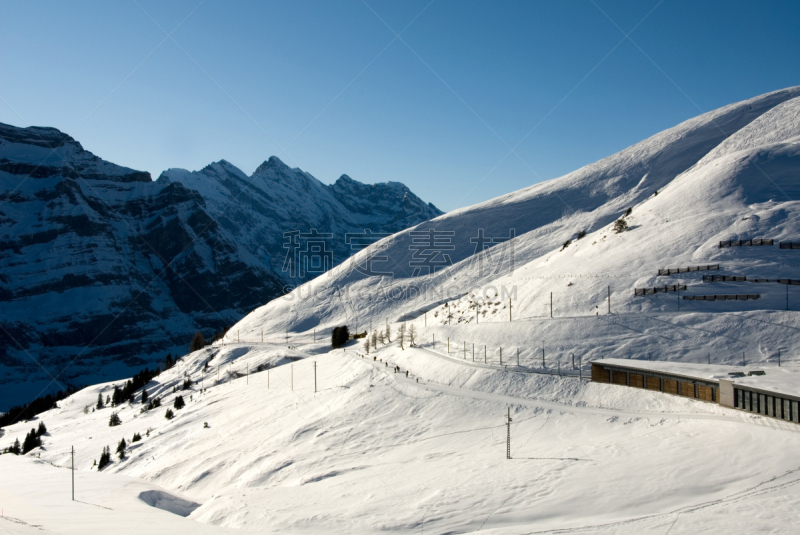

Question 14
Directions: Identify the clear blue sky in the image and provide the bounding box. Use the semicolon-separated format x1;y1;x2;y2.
1;1;798;212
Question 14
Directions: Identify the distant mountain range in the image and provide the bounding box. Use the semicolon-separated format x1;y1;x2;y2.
0;122;442;409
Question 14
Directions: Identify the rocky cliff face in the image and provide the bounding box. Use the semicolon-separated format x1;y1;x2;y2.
0;123;442;409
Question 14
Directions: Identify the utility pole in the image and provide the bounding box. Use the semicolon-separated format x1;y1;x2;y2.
506;408;512;460
572;353;574;369
579;356;582;380
550;292;553;318
608;286;611;314
500;347;503;366
517;348;520;366
542;344;545;369
314;361;317;393
71;446;74;501
509;298;512;322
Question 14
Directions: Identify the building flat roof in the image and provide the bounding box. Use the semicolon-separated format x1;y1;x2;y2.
592;358;800;399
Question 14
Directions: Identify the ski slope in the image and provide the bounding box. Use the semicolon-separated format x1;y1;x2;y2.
3;338;800;534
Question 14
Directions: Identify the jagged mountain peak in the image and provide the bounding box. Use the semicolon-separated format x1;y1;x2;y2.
253;155;292;175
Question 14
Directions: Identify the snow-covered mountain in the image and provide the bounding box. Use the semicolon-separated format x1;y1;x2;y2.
4;86;800;534
0;124;442;410
234;85;800;365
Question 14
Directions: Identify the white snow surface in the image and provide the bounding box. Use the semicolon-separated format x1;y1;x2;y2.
3;340;800;534
5;86;800;533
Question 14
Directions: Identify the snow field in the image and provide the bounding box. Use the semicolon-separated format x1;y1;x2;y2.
4;339;800;533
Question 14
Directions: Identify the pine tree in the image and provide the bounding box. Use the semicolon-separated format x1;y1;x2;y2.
371;330;378;349
182;378;192;390
111;385;123;407
141;389;148;404
174;395;185;410
132;432;142;443
36;421;47;436
9;438;21;455
96;393;104;410
165;408;174;420
378;331;385;345
613;219;628;233
22;428;41;454
116;438;127;459
108;412;121;427
98;446;111;470
190;331;206;352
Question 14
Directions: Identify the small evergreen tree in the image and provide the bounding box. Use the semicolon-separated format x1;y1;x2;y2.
116;438;127;460
111;385;123;407
141;389;148;404
378;331;385;345
182;378;192;390
625;207;632;217
364;337;370;354
36;421;47;436
190;331;206;352
165;353;174;370
371;330;378;349
97;446;111;470
331;326;350;349
96;393;104;410
108;412;121;427
22;428;41;454
408;324;417;346
577;229;587;240
165;408;174;420
9;438;21;455
174;395;185;410
132;432;142;443
613;219;628;233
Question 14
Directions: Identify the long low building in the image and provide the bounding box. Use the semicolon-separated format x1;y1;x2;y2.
591;358;800;424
